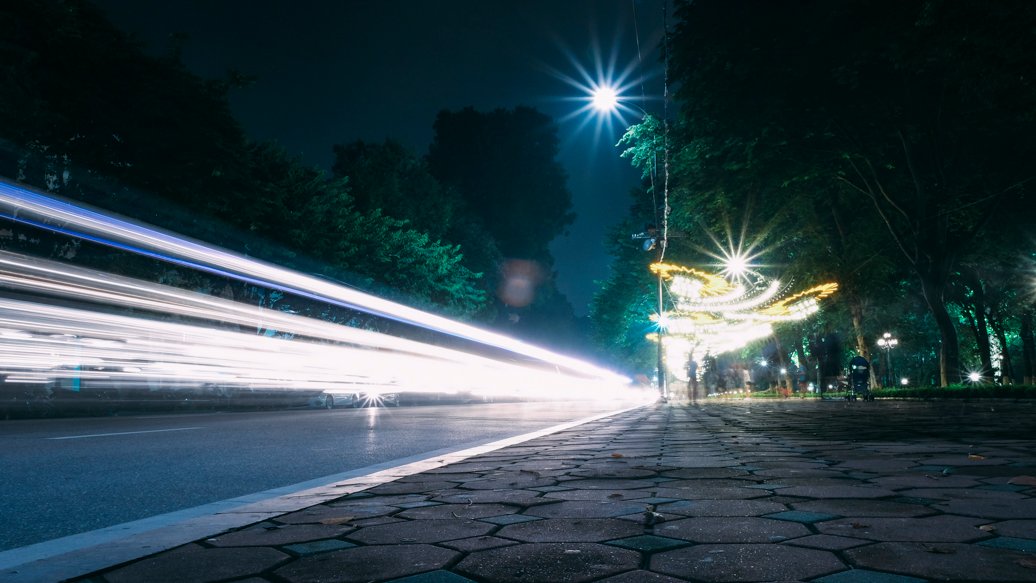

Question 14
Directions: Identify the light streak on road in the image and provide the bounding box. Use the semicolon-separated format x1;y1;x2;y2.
0;178;626;384
0;179;643;404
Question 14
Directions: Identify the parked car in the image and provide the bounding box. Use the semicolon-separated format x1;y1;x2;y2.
311;390;400;409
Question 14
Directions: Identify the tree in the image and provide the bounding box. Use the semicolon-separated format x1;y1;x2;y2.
331;140;456;241
427;106;575;262
663;0;1036;386
0;0;489;319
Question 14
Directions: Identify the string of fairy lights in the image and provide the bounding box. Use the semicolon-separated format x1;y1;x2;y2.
648;261;838;377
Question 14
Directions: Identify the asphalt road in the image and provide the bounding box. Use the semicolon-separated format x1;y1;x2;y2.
0;400;641;551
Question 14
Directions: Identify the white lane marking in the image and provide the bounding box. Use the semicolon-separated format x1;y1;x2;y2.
47;427;203;440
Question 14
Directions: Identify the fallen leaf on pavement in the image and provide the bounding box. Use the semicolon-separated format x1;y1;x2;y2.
1008;475;1036;487
968;454;987;460
979;524;996;532
611;453;624;458
608;493;624;499
850;522;869;529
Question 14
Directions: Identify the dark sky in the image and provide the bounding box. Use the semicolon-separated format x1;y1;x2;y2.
92;0;667;316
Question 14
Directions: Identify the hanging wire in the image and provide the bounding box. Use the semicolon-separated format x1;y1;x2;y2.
631;0;672;263
660;0;671;263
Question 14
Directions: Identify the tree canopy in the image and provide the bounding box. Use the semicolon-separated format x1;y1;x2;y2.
594;0;1036;386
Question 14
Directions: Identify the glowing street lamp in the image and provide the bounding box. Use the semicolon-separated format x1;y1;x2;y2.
876;332;898;388
591;85;619;113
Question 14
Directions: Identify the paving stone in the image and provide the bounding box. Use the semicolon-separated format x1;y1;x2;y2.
104;544;289;583
935;497;1036;519
833;459;920;472
544;489;654;501
655;516;811;543
596;570;688;582
275;544;457;583
778;484;897;499
752;468;852;479
978;536;1036;553
818;515;992;542
766;510;841;523
605;534;688;552
480;514;542;525
791;499;937;518
845;541;1036;581
496;517;642;542
283;539;356;557
385;570;476;583
899;487;1028;501
653;485;768;500
567;467;658;479
812;569;926;582
660;467;753;479
431;488;554;507
438;535;519;552
524;499;650;518
277;503;397;524
460;474;557;489
869;474;983;489
397;503;514;520
782;534;871;550
657;498;787;517
994;520;1036;539
556;478;656;490
207;523;354;547
397;500;443;509
366;480;458;495
455;542;640;583
652;543;846;582
348;518;494;544
330;494;427;507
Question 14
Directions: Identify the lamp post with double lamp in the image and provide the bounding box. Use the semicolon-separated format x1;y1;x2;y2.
876;332;898;388
591;86;671;401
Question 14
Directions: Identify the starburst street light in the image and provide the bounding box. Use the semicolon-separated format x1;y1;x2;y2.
591;84;619;113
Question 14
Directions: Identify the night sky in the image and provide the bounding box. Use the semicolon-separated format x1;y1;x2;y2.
91;0;667;316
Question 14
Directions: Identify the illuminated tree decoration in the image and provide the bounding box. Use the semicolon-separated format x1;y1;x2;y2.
649;262;837;360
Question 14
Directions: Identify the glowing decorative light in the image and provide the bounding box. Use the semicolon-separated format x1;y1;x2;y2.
900;377;909;386
649;260;838;365
968;371;982;383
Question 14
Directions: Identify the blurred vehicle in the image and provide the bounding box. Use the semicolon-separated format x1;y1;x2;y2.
310;390;400;409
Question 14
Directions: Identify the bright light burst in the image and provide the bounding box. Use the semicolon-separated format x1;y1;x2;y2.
591;84;619;112
546;25;658;147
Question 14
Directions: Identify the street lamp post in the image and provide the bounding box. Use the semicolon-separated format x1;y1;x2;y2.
876;332;898;388
596;86;671;402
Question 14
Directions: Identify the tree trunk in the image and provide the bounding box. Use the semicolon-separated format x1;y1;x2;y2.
846;294;878;388
920;275;960;386
1022;310;1036;385
992;321;1013;384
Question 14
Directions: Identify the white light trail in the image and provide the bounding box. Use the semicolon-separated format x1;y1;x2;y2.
0;179;630;387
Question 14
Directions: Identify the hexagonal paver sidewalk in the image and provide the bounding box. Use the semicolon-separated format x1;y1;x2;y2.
76;400;1036;582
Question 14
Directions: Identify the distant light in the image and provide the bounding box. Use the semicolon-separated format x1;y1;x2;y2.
779;368;787;375
900;377;909;386
968;371;982;382
591;84;619;112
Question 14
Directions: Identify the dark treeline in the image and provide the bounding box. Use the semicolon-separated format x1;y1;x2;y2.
595;0;1036;387
0;0;586;353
